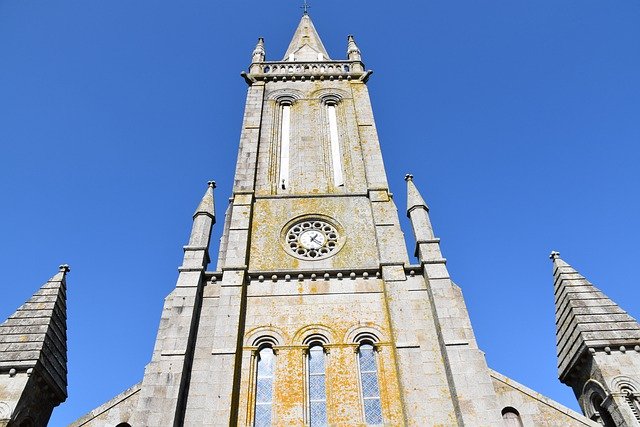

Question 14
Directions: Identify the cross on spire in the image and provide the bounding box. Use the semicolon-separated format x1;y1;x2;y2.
301;0;310;15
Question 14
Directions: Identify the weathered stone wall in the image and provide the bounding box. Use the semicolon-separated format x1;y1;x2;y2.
69;383;140;427
491;370;598;426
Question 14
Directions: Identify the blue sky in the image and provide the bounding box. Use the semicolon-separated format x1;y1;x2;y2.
1;1;639;425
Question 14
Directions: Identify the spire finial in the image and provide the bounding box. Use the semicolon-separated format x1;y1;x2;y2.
404;173;414;182
59;264;71;273
207;180;217;189
301;0;310;15
549;251;561;260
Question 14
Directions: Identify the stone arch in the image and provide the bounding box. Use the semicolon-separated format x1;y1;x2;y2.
310;87;350;103
611;376;640;393
344;323;386;346
244;326;286;348
266;88;305;104
293;324;336;346
582;379;616;426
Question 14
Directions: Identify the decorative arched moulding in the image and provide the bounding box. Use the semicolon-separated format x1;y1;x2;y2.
345;324;386;352
319;93;342;106
611;376;640;393
311;87;349;103
266;88;304;105
581;379;610;419
244;326;286;351
294;325;336;349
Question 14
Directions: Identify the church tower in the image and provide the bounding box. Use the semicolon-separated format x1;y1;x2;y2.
71;12;610;427
175;12;507;425
552;252;640;426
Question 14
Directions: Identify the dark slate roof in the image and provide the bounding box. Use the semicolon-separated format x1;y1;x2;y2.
0;266;69;401
553;254;640;381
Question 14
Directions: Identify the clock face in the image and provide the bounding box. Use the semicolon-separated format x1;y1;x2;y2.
284;219;341;260
299;230;326;250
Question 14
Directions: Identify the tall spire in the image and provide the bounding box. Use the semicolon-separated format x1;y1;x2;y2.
0;265;69;424
283;14;330;61
552;252;640;381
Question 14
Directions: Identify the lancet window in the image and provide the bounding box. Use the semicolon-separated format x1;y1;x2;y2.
357;343;383;425
254;346;276;427
278;100;292;190
323;96;344;187
307;344;328;426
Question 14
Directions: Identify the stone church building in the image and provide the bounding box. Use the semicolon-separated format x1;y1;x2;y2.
2;13;640;427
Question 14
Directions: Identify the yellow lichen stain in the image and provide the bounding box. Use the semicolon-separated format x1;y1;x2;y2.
240;285;407;426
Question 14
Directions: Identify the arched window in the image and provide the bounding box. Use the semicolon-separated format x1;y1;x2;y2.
325;100;344;187
591;394;616;427
254;346;276;427
278;100;292;190
501;407;523;427
115;424;132;427
357;343;383;425
307;344;328;426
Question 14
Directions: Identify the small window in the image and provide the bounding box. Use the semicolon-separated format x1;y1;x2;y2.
358;344;383;425
308;344;328;426
501;407;523;427
254;347;275;427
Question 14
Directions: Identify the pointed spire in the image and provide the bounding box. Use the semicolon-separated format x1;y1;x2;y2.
347;35;362;61
552;252;640;381
283;14;330;62
193;180;216;220
0;265;69;402
252;37;265;63
405;174;429;215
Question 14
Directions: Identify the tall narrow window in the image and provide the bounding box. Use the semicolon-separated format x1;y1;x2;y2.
326;103;344;187
308;345;328;426
358;344;383;425
279;103;291;190
255;347;275;427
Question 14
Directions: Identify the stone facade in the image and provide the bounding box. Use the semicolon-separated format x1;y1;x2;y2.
59;13;637;427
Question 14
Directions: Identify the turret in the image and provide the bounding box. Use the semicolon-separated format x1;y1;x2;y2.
183;180;216;269
552;252;640;426
250;38;265;74
347;35;364;72
0;265;69;426
405;174;439;261
347;35;361;61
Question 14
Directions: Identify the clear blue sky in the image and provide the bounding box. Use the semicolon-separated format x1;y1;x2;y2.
1;1;639;425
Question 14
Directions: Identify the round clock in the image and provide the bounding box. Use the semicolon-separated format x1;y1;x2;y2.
284;218;342;260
